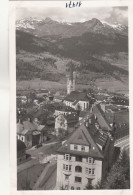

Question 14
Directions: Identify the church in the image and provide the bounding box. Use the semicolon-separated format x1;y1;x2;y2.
63;68;91;111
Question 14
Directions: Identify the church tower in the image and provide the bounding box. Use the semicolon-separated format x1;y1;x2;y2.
67;67;76;94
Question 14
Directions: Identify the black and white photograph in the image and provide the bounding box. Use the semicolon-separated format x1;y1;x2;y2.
14;3;130;191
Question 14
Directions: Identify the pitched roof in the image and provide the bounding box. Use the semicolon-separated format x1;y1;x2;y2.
57;115;108;159
64;91;90;102
20;129;29;135
93;104;112;131
105;111;129;125
55;106;76;112
79;111;88;118
37;125;45;131
23;121;37;131
72;100;79;106
64;113;79;123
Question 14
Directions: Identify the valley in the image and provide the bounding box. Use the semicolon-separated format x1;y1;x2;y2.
16;17;128;95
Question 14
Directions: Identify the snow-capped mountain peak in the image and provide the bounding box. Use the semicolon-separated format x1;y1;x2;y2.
101;21;127;31
16;17;128;37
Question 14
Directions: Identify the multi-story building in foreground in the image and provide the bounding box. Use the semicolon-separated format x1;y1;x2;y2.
56;115;114;190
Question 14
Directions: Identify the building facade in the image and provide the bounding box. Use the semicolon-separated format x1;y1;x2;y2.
17;120;47;148
55;114;79;137
63;91;90;111
56;115;114;190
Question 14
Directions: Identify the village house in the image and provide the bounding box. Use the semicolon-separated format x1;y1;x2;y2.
55;113;79;137
56;114;114;190
17;120;47;148
54;106;78;117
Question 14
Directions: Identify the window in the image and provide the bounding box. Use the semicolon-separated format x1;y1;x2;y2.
66;165;68;170
89;168;92;175
63;164;72;171
75;166;82;173
81;145;85;151
76;187;80;190
64;154;71;161
65;175;69;180
86;168;89;174
75;156;82;162
92;169;95;175
66;154;69;160
86;158;88;163
89;158;92;163
74;145;78;150
71;186;74;190
75;177;82;183
69;165;72;171
86;168;94;175
93;158;95;164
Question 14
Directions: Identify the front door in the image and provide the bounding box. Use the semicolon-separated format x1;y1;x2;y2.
32;131;41;146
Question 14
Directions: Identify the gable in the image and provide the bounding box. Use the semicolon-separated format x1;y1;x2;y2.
57;122;104;159
70;128;90;146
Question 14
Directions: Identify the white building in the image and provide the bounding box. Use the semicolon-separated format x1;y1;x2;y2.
63;91;90;111
56;115;114;190
55;114;79;137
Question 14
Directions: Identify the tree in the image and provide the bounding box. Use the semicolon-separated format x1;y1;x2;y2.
103;150;130;189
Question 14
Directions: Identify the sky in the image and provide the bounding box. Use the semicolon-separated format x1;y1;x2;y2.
16;6;128;25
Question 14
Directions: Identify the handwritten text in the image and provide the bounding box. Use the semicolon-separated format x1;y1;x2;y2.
66;1;82;8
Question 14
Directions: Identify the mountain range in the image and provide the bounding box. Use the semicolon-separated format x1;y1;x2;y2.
16;17;128;86
16;17;128;38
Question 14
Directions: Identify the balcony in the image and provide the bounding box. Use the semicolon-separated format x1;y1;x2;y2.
63;169;72;175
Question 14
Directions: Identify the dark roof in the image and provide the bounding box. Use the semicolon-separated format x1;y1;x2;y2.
93;104;112;131
17;140;26;151
57;115;109;159
55;106;77;112
72;100;79;106
64;91;90;102
105;111;129;125
64;113;79;123
40;89;49;93
23;121;37;131
79;111;88;118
